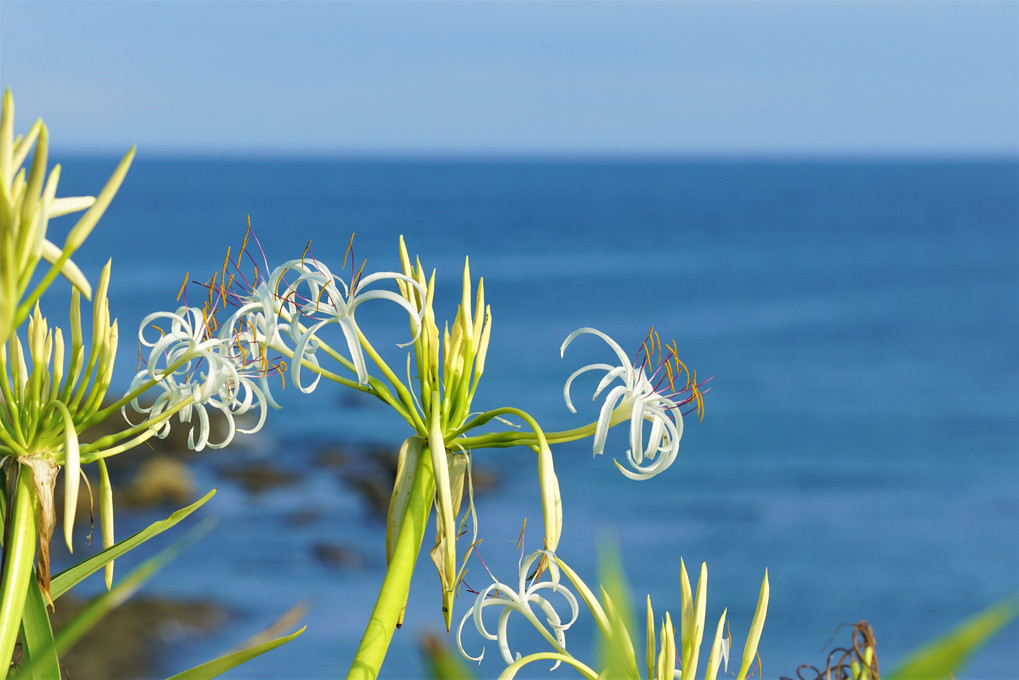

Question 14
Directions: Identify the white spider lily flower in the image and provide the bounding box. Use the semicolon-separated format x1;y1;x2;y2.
561;327;705;481
457;550;580;669
125;305;272;450
279;257;423;387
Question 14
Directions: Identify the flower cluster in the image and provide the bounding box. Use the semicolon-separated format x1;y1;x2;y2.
117;229;708;674
126;231;426;451
0;91;136;598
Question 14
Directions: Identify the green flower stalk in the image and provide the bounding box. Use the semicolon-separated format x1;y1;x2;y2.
375;238;563;642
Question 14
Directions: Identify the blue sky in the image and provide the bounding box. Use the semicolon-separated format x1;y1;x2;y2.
1;0;1016;157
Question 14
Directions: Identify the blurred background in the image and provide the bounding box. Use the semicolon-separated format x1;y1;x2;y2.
1;2;1017;678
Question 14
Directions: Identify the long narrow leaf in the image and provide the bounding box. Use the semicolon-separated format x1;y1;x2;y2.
17;573;61;680
50;489;215;600
735;569;769;680
12;519;213;680
886;597;1018;680
163;626;306;680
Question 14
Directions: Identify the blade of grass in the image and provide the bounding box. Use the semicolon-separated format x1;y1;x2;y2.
49;489;215;600
16;573;61;680
163;627;306;680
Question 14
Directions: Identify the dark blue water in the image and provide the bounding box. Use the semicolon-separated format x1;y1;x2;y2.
52;157;1018;678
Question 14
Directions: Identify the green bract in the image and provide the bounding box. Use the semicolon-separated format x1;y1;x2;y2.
0;265;117;590
0;89;133;347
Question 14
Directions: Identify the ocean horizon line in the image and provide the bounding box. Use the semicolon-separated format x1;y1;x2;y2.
49;148;1019;165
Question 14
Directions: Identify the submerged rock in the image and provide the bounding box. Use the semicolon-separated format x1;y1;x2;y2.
118;458;197;508
215;459;301;495
311;541;365;570
286;508;323;527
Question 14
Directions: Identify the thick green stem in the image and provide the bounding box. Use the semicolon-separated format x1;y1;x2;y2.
0;465;38;668
347;449;435;680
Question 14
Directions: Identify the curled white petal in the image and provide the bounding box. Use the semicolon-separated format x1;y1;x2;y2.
457;550;579;670
274;257;424;385
562;328;686;480
126;304;276;451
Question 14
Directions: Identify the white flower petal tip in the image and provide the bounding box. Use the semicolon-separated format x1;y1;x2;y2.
561;327;708;480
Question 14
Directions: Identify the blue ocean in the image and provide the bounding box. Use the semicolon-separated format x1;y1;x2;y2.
51;157;1018;678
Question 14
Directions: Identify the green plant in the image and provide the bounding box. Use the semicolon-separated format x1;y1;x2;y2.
0;90;302;679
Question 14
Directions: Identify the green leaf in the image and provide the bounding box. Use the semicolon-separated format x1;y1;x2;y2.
49;489;215;600
163;626;306;680
12;519;213;680
886;596;1018;680
17;574;61;680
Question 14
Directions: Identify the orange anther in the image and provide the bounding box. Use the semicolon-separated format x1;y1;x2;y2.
315;284;329;312
343;233;355;269
207;273;218;307
675;357;690;386
176;272;189;302
201;308;215;337
238;217;251;268
352;259;366;291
